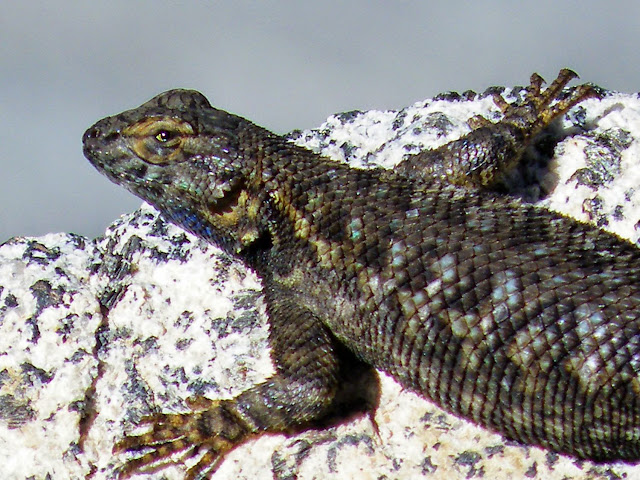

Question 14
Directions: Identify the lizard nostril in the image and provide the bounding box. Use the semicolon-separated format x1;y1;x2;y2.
83;125;101;141
83;124;120;144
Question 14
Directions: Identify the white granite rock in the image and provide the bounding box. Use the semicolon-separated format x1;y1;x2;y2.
2;84;640;479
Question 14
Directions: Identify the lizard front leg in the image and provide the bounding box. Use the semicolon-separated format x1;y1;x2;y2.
396;68;599;188
114;282;374;479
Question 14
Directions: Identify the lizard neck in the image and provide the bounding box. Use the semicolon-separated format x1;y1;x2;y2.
231;135;358;271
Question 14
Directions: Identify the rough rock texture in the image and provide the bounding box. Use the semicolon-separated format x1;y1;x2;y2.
2;85;640;479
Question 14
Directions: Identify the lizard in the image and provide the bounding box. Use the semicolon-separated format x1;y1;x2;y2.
82;69;640;479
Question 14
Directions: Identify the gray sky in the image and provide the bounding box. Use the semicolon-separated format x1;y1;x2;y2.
2;1;639;241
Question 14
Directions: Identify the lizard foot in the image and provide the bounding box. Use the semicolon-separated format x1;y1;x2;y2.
467;69;598;133
114;398;252;479
497;68;599;134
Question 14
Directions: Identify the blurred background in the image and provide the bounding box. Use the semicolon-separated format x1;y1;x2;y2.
2;1;639;241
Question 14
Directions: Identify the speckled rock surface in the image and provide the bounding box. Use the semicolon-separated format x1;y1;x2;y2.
2;85;640;479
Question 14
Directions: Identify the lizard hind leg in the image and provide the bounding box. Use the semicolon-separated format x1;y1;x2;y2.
395;69;600;188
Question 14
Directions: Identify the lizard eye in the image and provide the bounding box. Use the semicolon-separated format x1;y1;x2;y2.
124;117;195;164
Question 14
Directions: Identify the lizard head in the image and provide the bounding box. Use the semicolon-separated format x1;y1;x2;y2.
83;89;267;253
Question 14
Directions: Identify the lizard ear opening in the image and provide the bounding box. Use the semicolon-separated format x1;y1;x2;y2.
203;179;263;251
208;179;246;215
123;117;195;165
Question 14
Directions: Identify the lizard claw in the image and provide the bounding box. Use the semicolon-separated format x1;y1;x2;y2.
527;71;546;96
114;400;252;479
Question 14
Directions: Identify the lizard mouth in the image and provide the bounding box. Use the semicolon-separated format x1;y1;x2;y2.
82;120;121;168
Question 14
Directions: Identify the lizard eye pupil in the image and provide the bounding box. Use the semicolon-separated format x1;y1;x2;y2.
155;130;174;142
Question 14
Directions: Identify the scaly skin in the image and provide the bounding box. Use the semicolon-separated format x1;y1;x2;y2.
83;70;640;479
